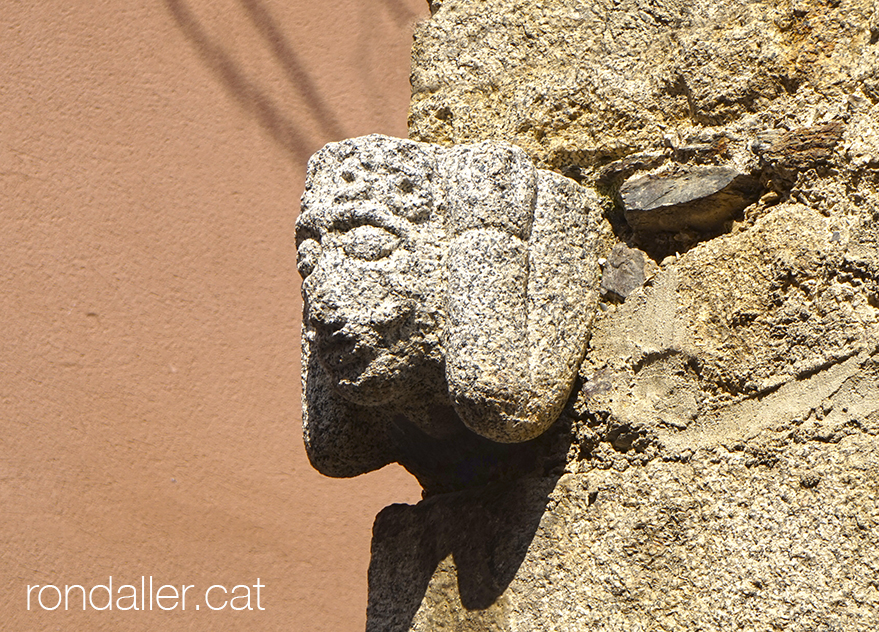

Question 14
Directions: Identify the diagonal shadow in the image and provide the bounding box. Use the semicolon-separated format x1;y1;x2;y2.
366;475;560;630
351;0;421;120
366;409;572;630
164;0;321;164
376;0;420;26
237;0;347;141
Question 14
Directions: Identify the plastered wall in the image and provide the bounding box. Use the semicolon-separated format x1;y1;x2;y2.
1;1;425;630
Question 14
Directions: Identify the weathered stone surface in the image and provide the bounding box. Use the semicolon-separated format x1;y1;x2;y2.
368;194;879;629
585;203;879;447
369;430;879;632
357;0;879;628
411;0;878;184
756;122;845;173
297;135;603;483
442;143;601;443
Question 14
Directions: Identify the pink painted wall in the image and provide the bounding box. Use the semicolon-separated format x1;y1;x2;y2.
1;1;426;629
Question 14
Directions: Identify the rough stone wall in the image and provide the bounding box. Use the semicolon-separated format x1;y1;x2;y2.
371;435;879;631
411;0;879;177
366;0;879;629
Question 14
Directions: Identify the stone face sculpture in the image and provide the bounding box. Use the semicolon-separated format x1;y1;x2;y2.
297;134;601;478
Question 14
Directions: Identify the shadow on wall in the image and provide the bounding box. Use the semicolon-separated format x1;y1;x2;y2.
352;0;421;98
366;474;562;630
164;0;346;164
375;0;420;25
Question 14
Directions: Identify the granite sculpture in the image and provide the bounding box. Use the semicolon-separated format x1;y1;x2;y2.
297;134;601;478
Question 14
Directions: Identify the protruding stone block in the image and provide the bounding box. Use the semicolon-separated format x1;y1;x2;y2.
620;166;762;234
297;134;602;481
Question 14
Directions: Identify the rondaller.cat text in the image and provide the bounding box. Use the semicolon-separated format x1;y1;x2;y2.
27;576;265;611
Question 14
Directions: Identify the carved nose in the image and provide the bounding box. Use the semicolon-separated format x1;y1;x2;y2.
302;267;339;327
307;313;369;374
304;290;342;331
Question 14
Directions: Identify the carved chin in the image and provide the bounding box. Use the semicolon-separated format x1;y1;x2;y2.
319;349;405;406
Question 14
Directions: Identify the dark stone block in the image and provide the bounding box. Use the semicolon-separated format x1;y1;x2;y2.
621;165;762;233
600;244;654;302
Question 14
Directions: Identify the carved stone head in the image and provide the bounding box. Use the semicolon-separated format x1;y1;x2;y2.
297;134;600;478
297;136;447;408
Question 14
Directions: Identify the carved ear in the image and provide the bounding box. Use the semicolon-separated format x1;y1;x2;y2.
443;143;599;442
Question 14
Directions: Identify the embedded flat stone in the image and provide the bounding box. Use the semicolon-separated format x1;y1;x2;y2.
621;165;762;233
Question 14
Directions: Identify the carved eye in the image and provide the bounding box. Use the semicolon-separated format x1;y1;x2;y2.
297;238;322;278
342;224;400;261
